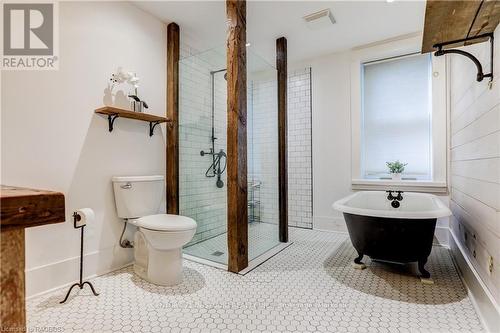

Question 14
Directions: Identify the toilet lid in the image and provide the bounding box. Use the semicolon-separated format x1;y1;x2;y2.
136;214;197;232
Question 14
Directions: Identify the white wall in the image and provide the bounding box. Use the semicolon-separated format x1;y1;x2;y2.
306;51;352;231
1;2;167;297
449;25;500;309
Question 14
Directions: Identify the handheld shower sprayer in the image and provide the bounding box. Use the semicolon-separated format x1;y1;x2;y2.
201;149;227;188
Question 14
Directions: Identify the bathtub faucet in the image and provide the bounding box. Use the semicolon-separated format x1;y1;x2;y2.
386;191;404;208
386;190;404;201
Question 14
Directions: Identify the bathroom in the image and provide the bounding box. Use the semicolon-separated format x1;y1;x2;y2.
0;0;499;332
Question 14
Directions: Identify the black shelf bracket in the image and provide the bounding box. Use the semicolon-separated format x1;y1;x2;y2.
149;121;161;137
107;114;119;132
433;33;494;83
106;114;161;136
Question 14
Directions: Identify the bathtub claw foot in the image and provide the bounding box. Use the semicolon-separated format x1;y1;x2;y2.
420;277;434;284
353;253;366;269
352;262;367;270
418;259;431;279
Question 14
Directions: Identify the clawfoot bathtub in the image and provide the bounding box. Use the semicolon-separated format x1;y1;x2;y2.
333;191;451;280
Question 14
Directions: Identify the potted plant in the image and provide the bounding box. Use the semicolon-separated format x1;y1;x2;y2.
386;160;407;180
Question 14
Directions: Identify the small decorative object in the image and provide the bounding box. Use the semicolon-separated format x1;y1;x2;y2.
386;160;407;181
110;68;148;112
110;67;140;90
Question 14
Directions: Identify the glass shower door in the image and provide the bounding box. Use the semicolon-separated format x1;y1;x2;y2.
247;50;281;261
179;47;228;265
179;46;282;268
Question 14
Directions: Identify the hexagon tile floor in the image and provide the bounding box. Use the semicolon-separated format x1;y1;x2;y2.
27;228;485;333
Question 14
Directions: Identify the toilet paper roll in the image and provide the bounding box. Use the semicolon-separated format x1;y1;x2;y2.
75;208;95;228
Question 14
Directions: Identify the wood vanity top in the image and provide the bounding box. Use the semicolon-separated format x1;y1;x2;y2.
0;185;65;229
1;185;65;331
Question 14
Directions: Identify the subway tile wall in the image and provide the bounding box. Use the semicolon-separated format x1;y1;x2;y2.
249;68;313;228
287;68;313;229
249;78;279;224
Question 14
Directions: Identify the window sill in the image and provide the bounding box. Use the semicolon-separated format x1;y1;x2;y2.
351;179;448;194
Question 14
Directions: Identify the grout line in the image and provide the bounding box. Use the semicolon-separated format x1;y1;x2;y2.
451;129;500;149
450;173;500;185
451;155;500;162
452;102;500;136
450;186;500;213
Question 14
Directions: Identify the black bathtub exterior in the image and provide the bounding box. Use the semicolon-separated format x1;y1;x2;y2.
343;213;437;278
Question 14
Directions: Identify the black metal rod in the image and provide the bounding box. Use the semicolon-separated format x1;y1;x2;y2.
60;213;99;304
432;32;493;49
79;226;84;285
433;33;494;82
435;49;485;81
490;34;494;81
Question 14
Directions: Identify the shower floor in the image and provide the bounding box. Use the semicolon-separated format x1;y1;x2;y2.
183;222;280;265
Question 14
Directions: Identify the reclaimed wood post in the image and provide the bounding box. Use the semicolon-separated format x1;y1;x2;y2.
167;22;180;214
226;0;248;272
277;37;288;243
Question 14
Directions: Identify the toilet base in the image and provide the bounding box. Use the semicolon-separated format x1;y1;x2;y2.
134;247;183;286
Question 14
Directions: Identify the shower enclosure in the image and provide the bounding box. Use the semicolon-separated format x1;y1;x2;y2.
179;46;281;266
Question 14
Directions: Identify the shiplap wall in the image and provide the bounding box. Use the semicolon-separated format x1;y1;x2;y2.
449;26;500;305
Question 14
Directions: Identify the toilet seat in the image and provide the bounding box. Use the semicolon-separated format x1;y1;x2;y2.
133;214;197;232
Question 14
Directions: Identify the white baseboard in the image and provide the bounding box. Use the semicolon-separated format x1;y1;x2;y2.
449;229;500;332
26;245;133;299
434;226;449;247
313;215;347;233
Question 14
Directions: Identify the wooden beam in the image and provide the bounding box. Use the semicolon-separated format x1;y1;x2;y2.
421;0;500;53
276;37;288;243
167;22;180;215
466;0;500;44
226;0;248;273
1;228;25;332
421;0;482;53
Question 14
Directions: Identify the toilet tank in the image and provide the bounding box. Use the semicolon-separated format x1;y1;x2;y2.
112;175;164;219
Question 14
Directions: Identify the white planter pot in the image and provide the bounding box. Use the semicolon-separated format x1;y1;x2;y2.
391;173;402;181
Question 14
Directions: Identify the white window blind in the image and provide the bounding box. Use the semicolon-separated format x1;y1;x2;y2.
362;54;432;180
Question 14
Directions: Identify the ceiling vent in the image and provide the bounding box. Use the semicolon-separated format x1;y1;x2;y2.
303;9;335;30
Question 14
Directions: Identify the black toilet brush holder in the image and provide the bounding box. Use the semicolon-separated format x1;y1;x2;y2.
60;211;99;304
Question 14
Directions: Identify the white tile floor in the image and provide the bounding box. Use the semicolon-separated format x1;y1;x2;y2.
184;222;280;264
27;228;484;333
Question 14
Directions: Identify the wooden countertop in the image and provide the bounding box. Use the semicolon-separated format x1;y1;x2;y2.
0;185;65;229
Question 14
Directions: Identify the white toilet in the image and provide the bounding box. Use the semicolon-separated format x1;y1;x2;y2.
112;175;197;286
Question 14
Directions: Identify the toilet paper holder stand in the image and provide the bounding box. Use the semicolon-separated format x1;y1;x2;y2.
60;211;99;304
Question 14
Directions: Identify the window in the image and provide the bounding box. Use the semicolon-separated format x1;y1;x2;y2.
361;54;432;180
350;36;447;192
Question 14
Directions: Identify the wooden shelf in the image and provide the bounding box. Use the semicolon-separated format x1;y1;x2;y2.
422;0;500;53
95;106;171;136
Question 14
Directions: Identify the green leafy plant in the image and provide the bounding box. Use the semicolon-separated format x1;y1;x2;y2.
386;160;407;174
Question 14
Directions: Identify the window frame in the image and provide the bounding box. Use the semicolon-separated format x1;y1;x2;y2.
350;35;447;193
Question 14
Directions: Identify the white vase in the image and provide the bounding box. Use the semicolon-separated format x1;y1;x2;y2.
391;173;402;181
